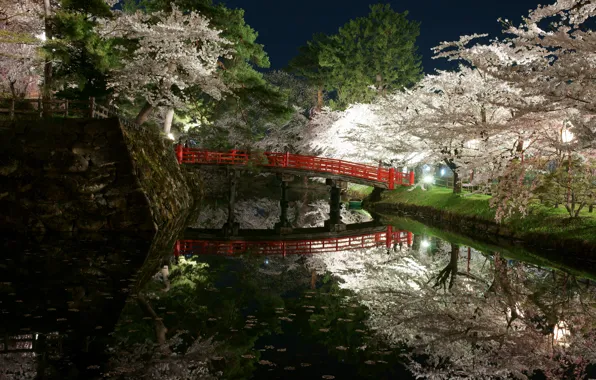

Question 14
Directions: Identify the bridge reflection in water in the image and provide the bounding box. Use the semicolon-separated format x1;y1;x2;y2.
175;226;413;257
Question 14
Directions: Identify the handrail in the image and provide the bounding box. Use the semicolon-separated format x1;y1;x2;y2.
176;146;415;189
0;97;141;130
174;228;413;257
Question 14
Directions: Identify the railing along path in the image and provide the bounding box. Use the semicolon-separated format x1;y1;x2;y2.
175;227;413;257
176;146;414;189
0;97;141;130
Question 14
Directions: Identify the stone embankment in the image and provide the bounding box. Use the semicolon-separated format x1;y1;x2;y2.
0;118;194;237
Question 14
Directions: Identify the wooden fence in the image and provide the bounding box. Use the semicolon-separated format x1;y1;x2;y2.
0;97;141;130
0;98;94;119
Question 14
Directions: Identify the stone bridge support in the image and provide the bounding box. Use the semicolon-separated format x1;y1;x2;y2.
223;169;240;236
325;179;346;232
275;174;294;235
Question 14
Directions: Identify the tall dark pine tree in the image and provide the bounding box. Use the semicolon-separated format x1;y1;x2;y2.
46;0;116;101
287;33;334;112
322;4;423;108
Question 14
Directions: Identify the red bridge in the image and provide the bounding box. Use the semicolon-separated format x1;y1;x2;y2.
175;146;414;189
175;226;413;257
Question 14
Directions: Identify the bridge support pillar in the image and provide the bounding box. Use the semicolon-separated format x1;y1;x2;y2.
324;179;346;232
275;177;293;235
223;170;240;237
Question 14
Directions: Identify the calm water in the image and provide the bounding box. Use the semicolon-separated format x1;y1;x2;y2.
1;219;595;380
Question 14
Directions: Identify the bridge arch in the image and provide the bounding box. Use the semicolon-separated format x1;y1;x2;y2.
175;146;414;189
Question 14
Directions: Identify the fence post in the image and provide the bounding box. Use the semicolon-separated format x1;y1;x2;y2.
388;168;395;190
283;151;290;167
386;226;393;249
175;144;183;164
89;97;95;118
409;171;415;186
9;99;14;120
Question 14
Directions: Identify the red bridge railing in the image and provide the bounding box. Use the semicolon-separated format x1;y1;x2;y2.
175;146;414;189
174;227;413;257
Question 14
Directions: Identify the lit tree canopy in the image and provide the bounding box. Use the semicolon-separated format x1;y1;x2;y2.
102;5;233;124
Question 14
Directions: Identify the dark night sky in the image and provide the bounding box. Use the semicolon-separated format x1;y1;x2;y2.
222;0;546;73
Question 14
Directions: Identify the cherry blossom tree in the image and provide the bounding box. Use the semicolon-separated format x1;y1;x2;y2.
102;5;233;132
0;0;44;99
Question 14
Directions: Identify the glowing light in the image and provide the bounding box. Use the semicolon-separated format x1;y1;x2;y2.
423;175;434;184
167;133;175;141
561;129;574;143
264;259;269;265
402;166;408;173
35;32;47;41
421;240;431;248
465;139;479;149
440;168;446;176
553;321;571;346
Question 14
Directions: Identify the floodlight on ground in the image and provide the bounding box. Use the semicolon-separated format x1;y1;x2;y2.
421;240;431;248
423;175;434;184
561;129;574;143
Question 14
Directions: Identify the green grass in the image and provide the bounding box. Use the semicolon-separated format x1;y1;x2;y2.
381;187;596;244
384;216;596;281
346;184;374;199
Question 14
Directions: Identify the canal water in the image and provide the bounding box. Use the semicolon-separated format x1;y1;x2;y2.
1;215;595;379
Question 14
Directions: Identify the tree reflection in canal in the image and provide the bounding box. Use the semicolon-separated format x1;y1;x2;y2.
307;239;596;379
1;225;595;379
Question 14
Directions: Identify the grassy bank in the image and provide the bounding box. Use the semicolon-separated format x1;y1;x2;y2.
380;187;596;245
385;216;596;281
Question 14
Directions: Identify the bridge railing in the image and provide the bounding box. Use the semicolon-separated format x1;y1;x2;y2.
176;147;415;189
174;228;413;257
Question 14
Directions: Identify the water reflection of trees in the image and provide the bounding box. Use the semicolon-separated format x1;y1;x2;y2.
192;198;372;229
307;241;596;379
108;254;411;379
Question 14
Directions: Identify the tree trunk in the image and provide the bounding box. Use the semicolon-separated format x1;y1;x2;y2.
453;170;462;194
444;158;461;194
42;0;53;116
163;108;174;135
135;102;154;125
316;87;323;111
137;295;169;348
574;202;586;218
433;243;459;290
376;74;383;95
